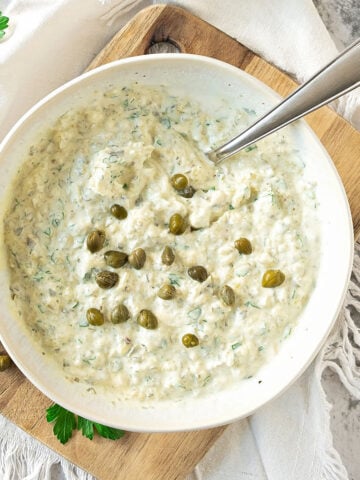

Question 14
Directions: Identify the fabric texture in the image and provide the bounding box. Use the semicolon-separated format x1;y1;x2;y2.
0;1;359;479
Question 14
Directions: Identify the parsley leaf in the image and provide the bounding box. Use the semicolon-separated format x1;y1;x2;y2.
77;415;95;440
94;422;125;440
46;404;76;445
46;403;125;444
0;12;9;39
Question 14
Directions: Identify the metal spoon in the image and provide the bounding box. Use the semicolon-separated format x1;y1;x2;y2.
208;38;360;164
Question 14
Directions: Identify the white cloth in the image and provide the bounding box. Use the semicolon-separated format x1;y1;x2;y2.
0;1;359;479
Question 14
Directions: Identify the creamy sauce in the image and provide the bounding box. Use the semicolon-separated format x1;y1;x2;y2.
4;85;320;401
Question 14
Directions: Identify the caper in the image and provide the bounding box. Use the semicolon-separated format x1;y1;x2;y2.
110;204;128;220
234;237;252;255
128;248;146;269
262;269;285;288
220;285;235;306
0;354;11;371
111;304;130;324
171;173;188;190
137;309;158;329
169;213;186;235
104;250;128;268
86;308;104;326
158;284;176;300
95;271;119;289
161;245;175;266
86;230;105;253
182;333;199;348
178;185;196;198
188;265;208;283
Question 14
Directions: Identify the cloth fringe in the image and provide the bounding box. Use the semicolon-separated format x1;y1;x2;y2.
313;361;349;480
0;415;93;480
320;241;360;399
315;241;360;479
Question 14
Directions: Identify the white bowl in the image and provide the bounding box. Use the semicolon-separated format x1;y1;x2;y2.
0;54;353;432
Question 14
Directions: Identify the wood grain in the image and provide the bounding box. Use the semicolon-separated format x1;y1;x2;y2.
0;358;226;480
1;5;359;480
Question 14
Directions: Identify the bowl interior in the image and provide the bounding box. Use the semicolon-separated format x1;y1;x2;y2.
0;54;353;431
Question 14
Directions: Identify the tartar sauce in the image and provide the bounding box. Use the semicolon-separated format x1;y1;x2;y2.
4;85;320;401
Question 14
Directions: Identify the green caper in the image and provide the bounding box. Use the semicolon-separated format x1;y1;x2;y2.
158;284;176;300
234;237;252;255
171;173;188;190
86;230;105;253
128;248;146;269
111;304;130;324
137;309;158;330
104;250;128;268
178;185;196;198
262;269;285;288
188;265;208;283
182;333;199;348
169;213;186;235
0;354;11;371
161;245;175;265
220;285;235;306
86;308;104;326
110;204;128;220
95;271;119;289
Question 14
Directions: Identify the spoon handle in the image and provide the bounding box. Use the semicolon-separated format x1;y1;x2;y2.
209;38;360;163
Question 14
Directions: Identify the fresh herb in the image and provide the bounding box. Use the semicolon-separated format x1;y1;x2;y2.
245;145;257;152
243;107;256;116
83;268;96;282
51;218;60;227
37;304;45;314
0;12;9;39
228;204;235;210
160;117;171;129
283;325;292;339
231;342;242;350
236;269;249;277
244;301;261;309
91;422;125;440
46;404;76;445
187;306;202;321
168;273;181;286
46;404;125;445
77;416;94;439
202;375;212;386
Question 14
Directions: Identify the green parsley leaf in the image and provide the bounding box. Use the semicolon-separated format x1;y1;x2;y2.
46;403;125;444
46;404;76;445
93;423;125;440
0;12;9;39
77;415;95;440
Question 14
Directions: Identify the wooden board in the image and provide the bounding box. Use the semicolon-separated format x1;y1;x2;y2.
1;5;360;480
